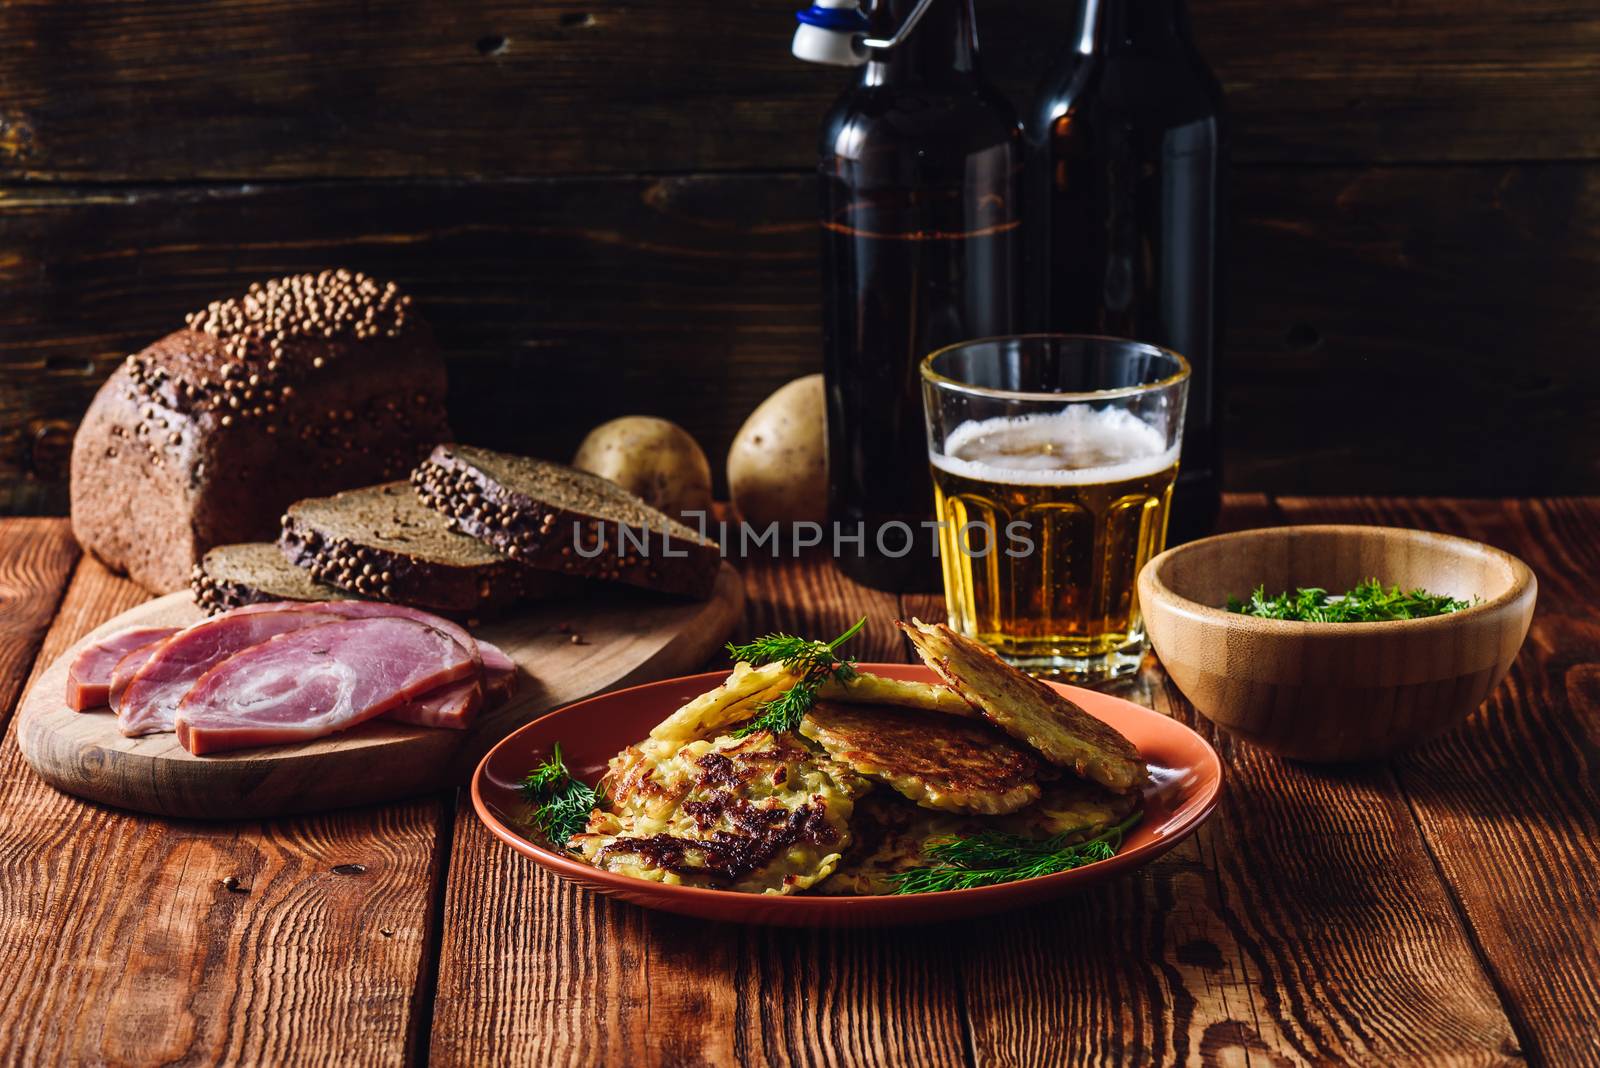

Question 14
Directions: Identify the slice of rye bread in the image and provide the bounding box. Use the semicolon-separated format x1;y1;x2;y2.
192;541;354;615
412;444;721;599
279;481;574;614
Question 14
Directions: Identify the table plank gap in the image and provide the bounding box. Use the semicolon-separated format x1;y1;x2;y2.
896;582;982;1068
957;657;1524;1065
735;553;966;1068
406;789;460;1068
3;501;1581;1065
1389;758;1543;1066
0;552;447;1066
938;497;1522;1065
1276;495;1600;1065
429;553;969;1067
0;518;81;739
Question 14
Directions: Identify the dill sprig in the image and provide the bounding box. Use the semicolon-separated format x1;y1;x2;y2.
890;810;1142;894
519;742;605;845
1226;578;1473;623
726;617;866;736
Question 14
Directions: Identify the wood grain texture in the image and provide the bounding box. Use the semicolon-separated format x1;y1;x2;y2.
0;518;78;730
1140;524;1537;760
1227;163;1600;497
948;699;1523;1066
0;547;448;1065
0;0;1595;180
14;564;742;818
6;165;1600;514
428;551;972;1067
907;497;1525;1066
1277;496;1600;1066
1;504;1591;1064
0;176;817;514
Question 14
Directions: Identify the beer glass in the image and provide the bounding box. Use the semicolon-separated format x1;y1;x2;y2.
920;336;1190;679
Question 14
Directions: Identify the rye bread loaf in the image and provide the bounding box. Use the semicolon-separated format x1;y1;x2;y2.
191;542;353;615
279;481;571;614
412;444;721;599
70;270;451;594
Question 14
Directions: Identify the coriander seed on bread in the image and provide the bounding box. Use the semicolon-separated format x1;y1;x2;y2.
413;444;722;599
191;541;353;615
280;481;576;614
70;271;451;594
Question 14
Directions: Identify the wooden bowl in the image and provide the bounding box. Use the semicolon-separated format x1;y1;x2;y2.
1138;525;1536;762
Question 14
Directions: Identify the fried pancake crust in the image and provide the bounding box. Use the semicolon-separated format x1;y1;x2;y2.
817;672;976;718
646;660;796;749
816;781;1138;896
571;729;871;894
899;619;1146;793
995;777;1140;839
800;701;1042;815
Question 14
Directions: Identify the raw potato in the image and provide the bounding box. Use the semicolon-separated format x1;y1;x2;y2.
573;417;714;523
728;374;826;527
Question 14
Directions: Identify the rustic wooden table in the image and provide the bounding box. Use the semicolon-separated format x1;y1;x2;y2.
1;496;1596;1066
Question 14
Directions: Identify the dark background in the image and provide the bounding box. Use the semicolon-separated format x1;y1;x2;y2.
2;0;1597;514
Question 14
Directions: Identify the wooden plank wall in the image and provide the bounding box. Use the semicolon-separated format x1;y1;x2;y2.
3;0;1598;513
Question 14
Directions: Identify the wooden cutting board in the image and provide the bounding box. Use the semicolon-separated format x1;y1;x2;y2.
16;563;743;819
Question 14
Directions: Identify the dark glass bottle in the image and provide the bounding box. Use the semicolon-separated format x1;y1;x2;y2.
819;0;1022;591
1027;0;1226;543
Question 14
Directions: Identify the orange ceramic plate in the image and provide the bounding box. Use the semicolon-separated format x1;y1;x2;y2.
471;663;1223;927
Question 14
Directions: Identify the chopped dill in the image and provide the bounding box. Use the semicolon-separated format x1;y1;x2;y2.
726;618;865;736
1227;579;1473;623
890;810;1142;894
520;742;604;845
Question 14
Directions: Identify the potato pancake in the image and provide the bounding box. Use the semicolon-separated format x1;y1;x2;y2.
570;729;871;895
994;778;1141;839
899;619;1146;793
817;672;977;718
799;701;1041;815
646;660;797;749
815;782;1136;896
813;792;976;896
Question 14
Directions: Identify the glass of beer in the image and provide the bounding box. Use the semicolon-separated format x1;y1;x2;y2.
920;336;1190;679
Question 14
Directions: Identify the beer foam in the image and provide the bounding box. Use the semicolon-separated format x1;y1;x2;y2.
932;406;1179;486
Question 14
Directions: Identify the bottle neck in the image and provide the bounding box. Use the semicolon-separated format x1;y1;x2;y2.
1078;0;1193;51
864;0;979;83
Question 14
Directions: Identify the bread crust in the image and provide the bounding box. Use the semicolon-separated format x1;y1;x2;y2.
413;444;722;599
70;275;451;594
191;542;351;615
278;482;573;615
